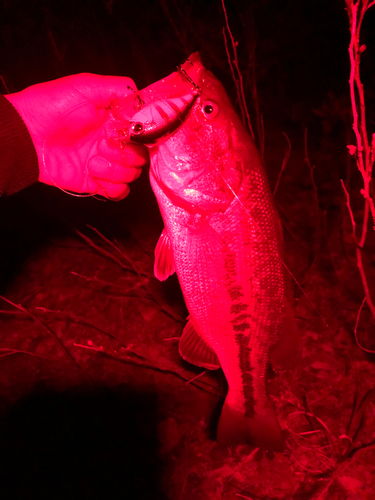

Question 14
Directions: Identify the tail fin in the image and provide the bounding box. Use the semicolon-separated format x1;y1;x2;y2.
217;397;284;452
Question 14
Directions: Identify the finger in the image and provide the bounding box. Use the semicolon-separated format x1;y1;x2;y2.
96;182;131;201
86;175;131;200
87;156;143;183
70;74;139;107
97;137;149;168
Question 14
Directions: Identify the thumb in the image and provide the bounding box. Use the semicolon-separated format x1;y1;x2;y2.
71;74;139;107
47;100;106;146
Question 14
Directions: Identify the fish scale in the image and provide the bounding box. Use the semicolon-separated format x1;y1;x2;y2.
128;53;299;451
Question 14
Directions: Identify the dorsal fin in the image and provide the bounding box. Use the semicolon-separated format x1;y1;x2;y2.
154;228;175;281
179;317;220;370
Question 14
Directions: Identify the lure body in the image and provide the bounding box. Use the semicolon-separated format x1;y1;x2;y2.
110;90;199;145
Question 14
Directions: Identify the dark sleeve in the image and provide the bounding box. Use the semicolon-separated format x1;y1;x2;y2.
0;94;39;195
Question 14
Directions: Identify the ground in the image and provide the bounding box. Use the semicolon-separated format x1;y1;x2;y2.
1;128;375;500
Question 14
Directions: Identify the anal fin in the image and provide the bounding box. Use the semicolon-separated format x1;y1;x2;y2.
179;317;220;370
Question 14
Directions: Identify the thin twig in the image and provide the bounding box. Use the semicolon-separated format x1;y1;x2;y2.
355;246;375;318
353;296;375;353
74;344;221;396
35;306;131;348
0;310;31;317
71;271;149;292
45;18;65;65
304;128;321;242
86;225;152;278
186;370;209;384
73;228;175;324
222;28;245;126
74;227;150;278
0;295;86;377
0;348;51;361
0;75;10;93
221;0;254;140
340;179;357;240
273;132;291;196
286;411;333;440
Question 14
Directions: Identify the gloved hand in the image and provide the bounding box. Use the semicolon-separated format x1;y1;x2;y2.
5;73;149;200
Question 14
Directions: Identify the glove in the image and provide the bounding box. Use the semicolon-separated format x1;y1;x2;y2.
5;73;149;200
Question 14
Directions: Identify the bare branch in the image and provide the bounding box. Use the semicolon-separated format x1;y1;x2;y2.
0;295;87;376
221;0;254;140
340;179;357;241
344;0;375;329
273;132;291;196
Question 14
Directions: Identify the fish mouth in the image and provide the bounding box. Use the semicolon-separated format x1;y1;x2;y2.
127;53;205;146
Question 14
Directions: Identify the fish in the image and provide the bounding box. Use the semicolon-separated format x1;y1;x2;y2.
114;53;299;451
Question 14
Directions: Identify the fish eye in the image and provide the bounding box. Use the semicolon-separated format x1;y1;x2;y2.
201;100;219;118
131;122;144;134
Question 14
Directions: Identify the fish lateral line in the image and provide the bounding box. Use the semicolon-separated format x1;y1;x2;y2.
213;163;328;328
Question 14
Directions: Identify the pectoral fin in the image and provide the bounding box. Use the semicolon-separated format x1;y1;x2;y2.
179;317;220;370
154;228;175;281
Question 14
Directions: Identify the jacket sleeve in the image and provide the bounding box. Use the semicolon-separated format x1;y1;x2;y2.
0;94;39;195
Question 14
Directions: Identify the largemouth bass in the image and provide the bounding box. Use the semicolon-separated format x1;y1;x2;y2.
114;53;299;451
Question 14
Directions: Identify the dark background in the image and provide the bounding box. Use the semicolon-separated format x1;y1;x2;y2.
1;1;375;499
1;0;365;122
2;0;374;287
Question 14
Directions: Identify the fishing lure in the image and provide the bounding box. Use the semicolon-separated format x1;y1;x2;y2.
108;67;201;147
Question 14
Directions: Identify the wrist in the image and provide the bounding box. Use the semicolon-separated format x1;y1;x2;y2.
0;94;39;194
4;92;42;162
